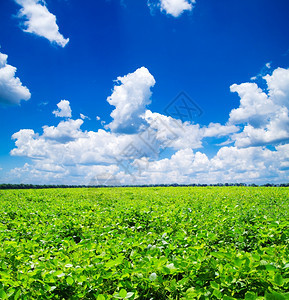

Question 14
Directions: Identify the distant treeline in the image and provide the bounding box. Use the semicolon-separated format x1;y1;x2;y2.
0;183;289;189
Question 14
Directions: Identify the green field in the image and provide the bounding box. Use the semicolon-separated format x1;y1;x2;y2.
0;187;289;299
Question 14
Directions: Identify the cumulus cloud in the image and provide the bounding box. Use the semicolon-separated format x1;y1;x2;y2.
131;146;289;185
160;0;195;17
8;65;289;185
149;0;196;17
229;83;276;127
10;98;235;184
106;67;156;134
265;67;289;108
0;51;31;105
53;100;72;118
203;123;239;138
232;108;289;148
43;119;85;143
15;0;69;47
229;67;289;147
144;110;203;150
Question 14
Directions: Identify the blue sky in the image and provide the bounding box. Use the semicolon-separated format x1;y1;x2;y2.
0;0;289;185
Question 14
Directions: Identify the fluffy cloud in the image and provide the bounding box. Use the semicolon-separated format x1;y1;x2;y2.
15;0;69;47
7;65;289;185
107;67;156;134
203;123;239;138
0;51;31;105
131;146;289;185
232;108;289;148
149;0;196;17
143;111;239;152
43;119;85;143
229;67;289;147
9;98;232;184
229;83;276;127
265;67;289;108
11;99;138;167
160;0;195;17
53;100;72;118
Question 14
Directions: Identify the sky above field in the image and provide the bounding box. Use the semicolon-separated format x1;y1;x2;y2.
1;0;289;185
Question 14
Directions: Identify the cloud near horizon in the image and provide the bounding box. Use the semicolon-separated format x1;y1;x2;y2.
7;66;289;185
15;0;69;47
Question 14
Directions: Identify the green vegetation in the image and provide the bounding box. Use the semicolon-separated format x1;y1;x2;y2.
0;187;289;299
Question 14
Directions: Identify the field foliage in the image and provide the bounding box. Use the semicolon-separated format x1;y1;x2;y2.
0;187;289;299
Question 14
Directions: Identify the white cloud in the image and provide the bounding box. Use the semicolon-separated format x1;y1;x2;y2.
143;111;239;152
7;66;289;185
106;67;156;134
232;107;289;148
15;0;69;47
229;67;289;147
0;53;8;68
229;82;276;127
131;145;289;185
53;100;72;118
43;119;85;143
250;62;273;81
264;67;289;108
80;113;89;120
203;123;239;138
11;99;139;167
0;51;31;105
144;110;203;150
125;145;289;184
156;0;196;17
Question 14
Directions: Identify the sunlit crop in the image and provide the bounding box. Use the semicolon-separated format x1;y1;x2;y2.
0;187;289;299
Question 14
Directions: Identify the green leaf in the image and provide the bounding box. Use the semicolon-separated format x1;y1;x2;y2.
266;264;277;271
0;289;7;299
234;257;243;267
213;289;222;299
14;289;21;300
6;288;15;298
186;287;198;297
97;295;106;300
66;277;74;285
55;270;65;278
274;273;284;286
210;281;219;290
78;275;87;283
265;291;288;300
119;289;127;298
245;292;257;300
211;252;226;259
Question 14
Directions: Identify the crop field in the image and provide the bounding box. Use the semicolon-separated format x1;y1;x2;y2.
0;187;289;299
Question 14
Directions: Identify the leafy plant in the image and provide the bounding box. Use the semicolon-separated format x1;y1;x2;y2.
0;187;288;299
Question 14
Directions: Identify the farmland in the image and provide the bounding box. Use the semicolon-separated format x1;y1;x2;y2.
0;187;289;299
